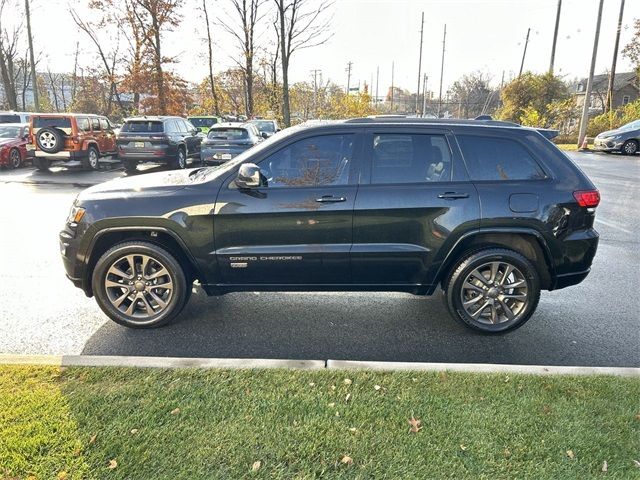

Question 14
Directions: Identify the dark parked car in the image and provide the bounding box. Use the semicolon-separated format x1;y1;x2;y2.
200;123;263;165
0;123;29;169
117;116;202;172
60;117;600;333
250;119;280;138
593;119;640;154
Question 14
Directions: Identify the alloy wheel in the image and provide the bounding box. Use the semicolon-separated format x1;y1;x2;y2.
10;149;21;168
460;261;528;325
39;131;57;149
89;149;99;169
104;253;174;323
623;141;637;155
178;150;186;168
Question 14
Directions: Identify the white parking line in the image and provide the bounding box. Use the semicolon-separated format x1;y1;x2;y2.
595;218;632;234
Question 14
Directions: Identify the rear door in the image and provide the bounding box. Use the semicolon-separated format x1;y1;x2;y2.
214;130;362;285
352;127;480;286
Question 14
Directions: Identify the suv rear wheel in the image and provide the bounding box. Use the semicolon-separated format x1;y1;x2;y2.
92;241;189;328
444;248;540;334
83;146;100;170
34;157;49;171
123;159;138;173
36;127;64;154
171;147;187;169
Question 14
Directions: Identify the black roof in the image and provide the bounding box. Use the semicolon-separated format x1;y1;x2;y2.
124;116;183;122
344;117;522;128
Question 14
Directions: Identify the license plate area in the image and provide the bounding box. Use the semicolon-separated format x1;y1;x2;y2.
134;141;145;148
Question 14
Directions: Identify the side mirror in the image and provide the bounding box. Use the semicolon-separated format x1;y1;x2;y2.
236;163;263;189
191;129;199;135
261;131;269;139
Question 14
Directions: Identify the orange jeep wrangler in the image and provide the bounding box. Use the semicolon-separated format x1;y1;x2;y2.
28;113;117;170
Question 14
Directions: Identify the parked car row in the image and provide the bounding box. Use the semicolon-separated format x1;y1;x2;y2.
0;111;281;172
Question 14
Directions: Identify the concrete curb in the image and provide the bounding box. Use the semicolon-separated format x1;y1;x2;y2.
327;360;640;377
1;354;638;376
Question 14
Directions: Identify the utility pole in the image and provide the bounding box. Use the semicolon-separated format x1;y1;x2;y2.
578;0;605;149
500;70;505;90
375;66;379;111
549;0;562;74
437;24;446;118
345;61;353;94
415;11;425;114
422;74;428;117
390;61;395;112
311;69;321;117
519;27;531;77
606;0;625;113
25;0;39;112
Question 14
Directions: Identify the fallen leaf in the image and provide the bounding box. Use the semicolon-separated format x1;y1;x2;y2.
439;371;447;382
330;385;336;391
340;455;353;465
349;427;357;432
542;405;552;414
130;429;139;435
374;385;382;391
335;411;340;417
343;378;352;386
328;402;335;408
345;393;351;402
633;459;640;468
602;460;608;472
57;471;68;480
408;416;422;433
412;377;417;382
566;450;575;460
504;448;511;458
635;413;640;421
88;434;97;444
107;459;117;470
308;382;315;387
460;444;467;451
170;408;181;415
251;461;261;471
504;376;510;383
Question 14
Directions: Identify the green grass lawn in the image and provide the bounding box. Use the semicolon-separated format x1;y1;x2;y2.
1;365;638;479
556;143;581;151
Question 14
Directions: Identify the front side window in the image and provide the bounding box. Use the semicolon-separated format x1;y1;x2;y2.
91;118;101;131
457;135;546;181
99;118;110;130
260;134;354;188
370;133;452;184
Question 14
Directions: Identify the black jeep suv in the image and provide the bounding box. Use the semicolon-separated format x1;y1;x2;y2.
60;118;600;333
117;116;202;172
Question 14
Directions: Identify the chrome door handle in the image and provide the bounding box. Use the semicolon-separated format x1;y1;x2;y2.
315;195;346;203
437;192;469;199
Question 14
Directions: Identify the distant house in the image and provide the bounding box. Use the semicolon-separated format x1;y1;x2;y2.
573;71;639;114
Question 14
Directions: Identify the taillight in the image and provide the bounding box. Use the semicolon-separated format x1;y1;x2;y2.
71;136;79;144
573;190;600;208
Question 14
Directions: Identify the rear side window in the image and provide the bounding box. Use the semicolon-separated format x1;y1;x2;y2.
458;135;546;181
121;121;164;133
76;117;90;132
371;133;452;184
0;114;20;123
33;117;72;129
91;118;101;131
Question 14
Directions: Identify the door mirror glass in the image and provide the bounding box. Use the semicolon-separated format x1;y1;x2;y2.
261;131;269;139
236;163;263;188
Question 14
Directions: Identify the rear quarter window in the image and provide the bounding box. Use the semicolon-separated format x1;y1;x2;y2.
457;135;546;181
33;117;72;129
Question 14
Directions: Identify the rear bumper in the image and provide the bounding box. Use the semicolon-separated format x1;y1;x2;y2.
551;228;599;290
30;150;87;160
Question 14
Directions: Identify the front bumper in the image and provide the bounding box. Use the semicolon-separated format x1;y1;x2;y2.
593;138;623;151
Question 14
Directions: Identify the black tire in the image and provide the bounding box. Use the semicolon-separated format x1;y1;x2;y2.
82;146;100;170
34;157;49;171
35;127;65;153
92;241;189;328
170;147;187;169
123;159;138;173
621;139;638;156
443;248;540;334
8;148;22;169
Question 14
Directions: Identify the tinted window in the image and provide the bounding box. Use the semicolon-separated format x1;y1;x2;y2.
370;134;452;184
175;119;189;132
77;117;90;132
164;120;178;133
260;134;354;188
458;135;546;181
208;128;248;140
0;114;20;123
251;120;276;133
33;117;72;129
188;117;217;127
99;118;110;130
91;118;101;131
185;120;196;132
121;121;164;133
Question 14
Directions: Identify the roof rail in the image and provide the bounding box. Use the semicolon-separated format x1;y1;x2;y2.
344;116;521;127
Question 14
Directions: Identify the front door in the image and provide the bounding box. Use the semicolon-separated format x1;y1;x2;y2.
99;117;116;153
214;132;361;285
352;128;480;286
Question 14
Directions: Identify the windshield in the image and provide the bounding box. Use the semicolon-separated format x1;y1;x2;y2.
121;121;163;133
619;120;640;131
189;117;218;127
207;128;249;140
0;126;21;138
251;120;275;133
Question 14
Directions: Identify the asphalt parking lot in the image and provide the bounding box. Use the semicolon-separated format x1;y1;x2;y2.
0;151;638;367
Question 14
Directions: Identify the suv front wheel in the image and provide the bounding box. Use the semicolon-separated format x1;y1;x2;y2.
92;241;189;328
444;248;540;334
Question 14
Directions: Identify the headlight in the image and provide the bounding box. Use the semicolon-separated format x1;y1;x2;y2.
67;205;86;224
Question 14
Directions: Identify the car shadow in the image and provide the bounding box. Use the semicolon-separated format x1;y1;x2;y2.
79;287;595;365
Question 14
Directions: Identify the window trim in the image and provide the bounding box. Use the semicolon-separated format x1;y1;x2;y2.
455;132;550;183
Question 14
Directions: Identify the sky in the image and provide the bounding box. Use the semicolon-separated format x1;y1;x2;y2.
9;0;640;97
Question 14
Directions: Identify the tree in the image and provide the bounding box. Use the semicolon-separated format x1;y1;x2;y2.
219;0;266;117
449;71;499;119
201;0;219;115
133;0;182;115
622;18;640;76
273;0;333;127
0;0;20;110
496;72;568;124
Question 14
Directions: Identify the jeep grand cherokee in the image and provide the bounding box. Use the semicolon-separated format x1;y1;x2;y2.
60;118;600;333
